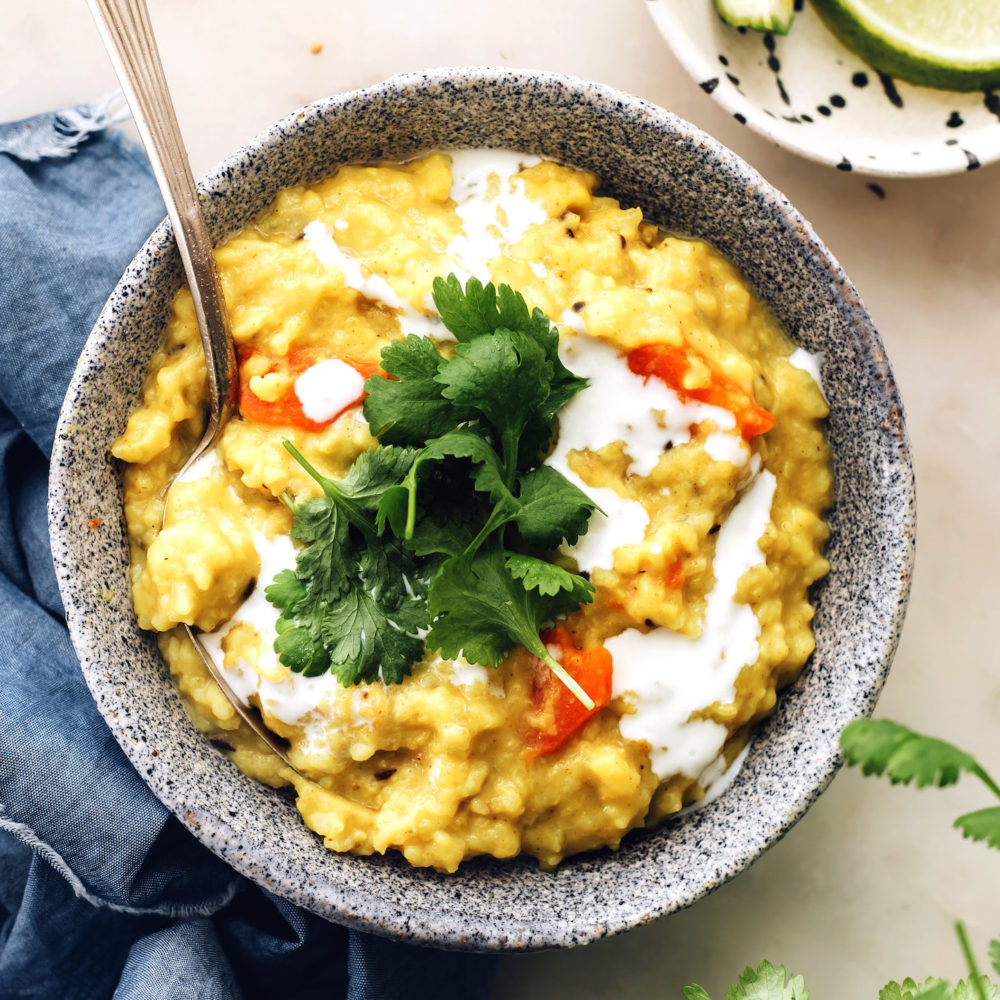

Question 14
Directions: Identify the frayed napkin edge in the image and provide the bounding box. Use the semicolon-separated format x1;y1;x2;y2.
0;93;130;163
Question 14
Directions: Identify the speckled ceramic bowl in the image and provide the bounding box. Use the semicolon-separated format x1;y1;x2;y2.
48;67;914;951
648;0;1000;176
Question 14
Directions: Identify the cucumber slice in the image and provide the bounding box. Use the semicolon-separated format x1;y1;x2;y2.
713;0;796;34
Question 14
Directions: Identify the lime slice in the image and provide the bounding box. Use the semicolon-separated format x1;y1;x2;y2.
810;0;1000;91
714;0;795;34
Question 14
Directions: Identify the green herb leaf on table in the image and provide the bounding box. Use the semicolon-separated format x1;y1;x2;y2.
954;807;1000;850
840;719;978;787
953;980;1000;1000
682;960;810;1000
888;977;1000;1000
840;716;1000;858
879;979;960;1000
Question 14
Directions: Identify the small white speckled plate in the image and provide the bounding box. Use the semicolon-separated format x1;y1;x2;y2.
647;0;1000;176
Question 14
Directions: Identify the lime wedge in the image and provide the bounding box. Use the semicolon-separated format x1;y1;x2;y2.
714;0;795;34
810;0;1000;91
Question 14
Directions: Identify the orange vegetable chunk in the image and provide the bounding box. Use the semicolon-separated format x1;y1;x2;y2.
626;342;774;440
237;346;382;432
529;624;613;757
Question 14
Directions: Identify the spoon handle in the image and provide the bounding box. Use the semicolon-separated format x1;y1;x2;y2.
86;1;306;777
87;0;237;443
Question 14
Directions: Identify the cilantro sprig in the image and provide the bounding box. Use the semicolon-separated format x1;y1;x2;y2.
683;925;1000;1000
266;275;599;705
684;722;1000;1000
840;719;1000;851
264;444;434;685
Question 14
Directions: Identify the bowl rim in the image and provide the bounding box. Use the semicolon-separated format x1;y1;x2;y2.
48;65;915;951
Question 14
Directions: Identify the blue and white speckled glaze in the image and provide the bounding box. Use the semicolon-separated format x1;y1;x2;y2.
48;68;914;952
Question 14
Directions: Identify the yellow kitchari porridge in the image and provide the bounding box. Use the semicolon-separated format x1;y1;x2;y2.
112;151;831;872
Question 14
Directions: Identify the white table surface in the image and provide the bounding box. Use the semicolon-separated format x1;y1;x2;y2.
4;1;999;996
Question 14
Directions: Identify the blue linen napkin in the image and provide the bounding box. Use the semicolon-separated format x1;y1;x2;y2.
0;99;498;1000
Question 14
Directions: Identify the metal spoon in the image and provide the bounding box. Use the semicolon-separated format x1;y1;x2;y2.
88;0;303;776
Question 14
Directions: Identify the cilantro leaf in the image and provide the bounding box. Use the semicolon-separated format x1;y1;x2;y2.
317;553;429;686
267;571;330;676
267;446;432;685
336;444;418;510
953;979;1000;1000
431;274;501;342
841;718;1000;861
402;494;489;559
727;961;809;1000
840;719;977;788
880;980;954;1000
425;550;518;669
880;978;1000;1000
362;335;467;445
425;546;595;708
684;961;809;1000
682;988;712;1000
420;428;509;504
505;552;594;602
375;428;510;547
287;495;351;598
954;807;1000;850
513;465;597;548
991;941;1000;978
436;329;552;438
431;274;551;344
431;273;588;466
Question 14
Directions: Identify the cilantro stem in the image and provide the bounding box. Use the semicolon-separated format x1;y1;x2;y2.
972;763;1000;802
463;503;513;559
402;463;420;540
283;441;378;543
956;921;989;1000
521;632;595;711
501;426;519;488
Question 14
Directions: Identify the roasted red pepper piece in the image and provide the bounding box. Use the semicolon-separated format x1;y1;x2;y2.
528;624;613;758
237;346;382;432
627;342;774;440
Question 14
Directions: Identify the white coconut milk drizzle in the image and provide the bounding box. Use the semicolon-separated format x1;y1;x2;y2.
176;446;223;483
199;530;349;726
607;469;777;781
788;347;826;401
294;358;365;424
548;327;748;575
445;149;545;284
303;221;444;340
676;741;752;816
302;152;547;347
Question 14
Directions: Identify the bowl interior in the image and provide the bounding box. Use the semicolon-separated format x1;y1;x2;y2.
646;0;1000;177
48;68;914;951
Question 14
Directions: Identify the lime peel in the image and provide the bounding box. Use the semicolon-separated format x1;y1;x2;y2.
811;0;1000;92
